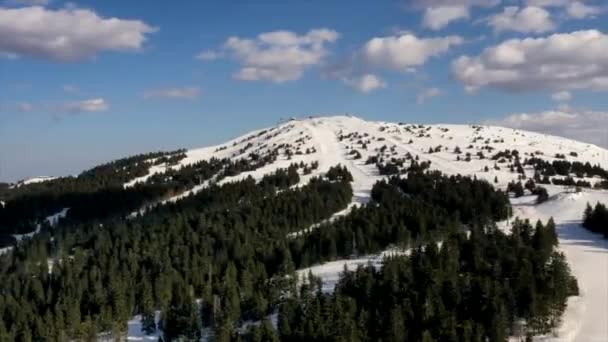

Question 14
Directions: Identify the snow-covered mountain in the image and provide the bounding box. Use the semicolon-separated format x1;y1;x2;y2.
122;115;607;341
5;115;604;341
127;115;607;200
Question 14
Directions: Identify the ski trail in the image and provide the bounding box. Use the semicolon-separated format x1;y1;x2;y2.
304;119;380;204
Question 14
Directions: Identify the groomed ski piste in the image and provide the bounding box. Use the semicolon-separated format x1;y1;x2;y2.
60;115;606;341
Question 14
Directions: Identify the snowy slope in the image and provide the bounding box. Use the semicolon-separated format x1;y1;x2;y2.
117;115;607;341
9;176;57;188
126;115;608;199
508;189;608;342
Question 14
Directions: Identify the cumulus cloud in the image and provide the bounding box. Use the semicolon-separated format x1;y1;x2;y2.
566;2;602;19
199;29;339;83
488;6;555;33
423;6;469;30
487;108;608;147
526;0;603;19
342;74;386;93
362;33;463;71
0;6;157;61
452;30;608;93
143;86;201;100
64;98;108;113
551;91;572;102
325;32;462;92
416;87;442;104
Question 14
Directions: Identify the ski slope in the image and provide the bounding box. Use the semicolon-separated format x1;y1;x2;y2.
510;188;608;342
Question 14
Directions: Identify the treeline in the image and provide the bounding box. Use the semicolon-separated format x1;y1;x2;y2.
0;156;223;235
527;158;608;189
0;165;578;342
0;150;185;233
0;166;353;341
0;150;187;201
583;202;608;237
288;170;510;269
0;150;285;235
272;219;578;342
527;158;608;179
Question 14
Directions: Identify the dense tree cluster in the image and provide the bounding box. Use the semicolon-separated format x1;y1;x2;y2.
275;219;577;342
0;150;186;234
0;149;287;236
0;166;353;341
289;170;510;269
507;181;525;198
583;202;608;238
527;158;608;189
0;152;581;341
326;165;354;182
507;181;549;204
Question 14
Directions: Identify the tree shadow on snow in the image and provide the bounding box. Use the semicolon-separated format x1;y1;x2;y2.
556;220;608;252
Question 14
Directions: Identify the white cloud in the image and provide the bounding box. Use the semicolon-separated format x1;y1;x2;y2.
143;86;201;100
526;0;602;19
362;33;463;71
566;2;601;19
343;74;386;93
416;87;442;104
488;6;555;33
326;33;462;91
64;98;108;113
200;28;339;83
487;108;608;147
0;6;157;61
452;30;608;93
423;6;469;30
551;90;572;102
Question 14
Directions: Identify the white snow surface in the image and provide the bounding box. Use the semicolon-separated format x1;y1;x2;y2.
10;176;57;188
115;115;607;341
126;116;608;196
297;247;409;293
507;189;608;342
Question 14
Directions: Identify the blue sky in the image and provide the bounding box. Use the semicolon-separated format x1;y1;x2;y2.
0;0;607;182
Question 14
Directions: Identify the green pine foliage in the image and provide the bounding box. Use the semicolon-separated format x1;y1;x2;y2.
0;166;352;341
279;220;578;342
583;202;608;237
0;160;579;341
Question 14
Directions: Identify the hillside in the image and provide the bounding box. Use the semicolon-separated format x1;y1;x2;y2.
127;115;608;202
0;115;606;341
125;115;608;341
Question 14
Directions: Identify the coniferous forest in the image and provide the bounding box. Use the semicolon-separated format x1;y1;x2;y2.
0;153;580;341
583;202;608;237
